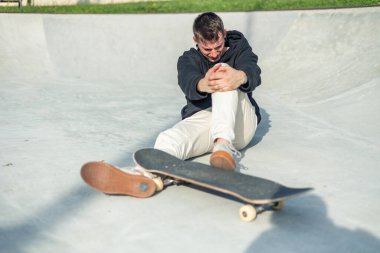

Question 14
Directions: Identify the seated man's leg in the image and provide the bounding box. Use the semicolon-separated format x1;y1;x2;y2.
154;110;214;160
211;90;238;143
210;90;257;169
232;91;258;150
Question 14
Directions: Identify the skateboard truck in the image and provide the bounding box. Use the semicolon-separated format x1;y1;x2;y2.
239;201;285;222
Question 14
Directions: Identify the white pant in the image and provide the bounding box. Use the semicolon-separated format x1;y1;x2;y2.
154;90;258;160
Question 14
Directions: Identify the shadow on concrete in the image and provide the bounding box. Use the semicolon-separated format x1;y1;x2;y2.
236;107;271;168
244;195;380;253
249;107;271;148
0;124;175;253
0;186;96;253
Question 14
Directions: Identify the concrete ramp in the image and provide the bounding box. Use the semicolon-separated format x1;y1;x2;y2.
1;7;380;253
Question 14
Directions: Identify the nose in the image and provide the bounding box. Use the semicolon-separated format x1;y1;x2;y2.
209;50;219;59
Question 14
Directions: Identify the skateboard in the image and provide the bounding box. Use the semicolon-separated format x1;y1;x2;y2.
133;148;313;222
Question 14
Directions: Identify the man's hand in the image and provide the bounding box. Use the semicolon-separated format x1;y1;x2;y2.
197;63;247;93
197;64;222;93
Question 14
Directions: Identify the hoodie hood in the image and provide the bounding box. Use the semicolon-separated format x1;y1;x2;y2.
222;30;249;62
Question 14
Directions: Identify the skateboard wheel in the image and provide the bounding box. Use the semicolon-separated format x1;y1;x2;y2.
153;177;164;192
239;205;257;222
273;201;285;210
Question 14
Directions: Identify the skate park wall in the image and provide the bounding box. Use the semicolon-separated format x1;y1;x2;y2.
1;7;379;143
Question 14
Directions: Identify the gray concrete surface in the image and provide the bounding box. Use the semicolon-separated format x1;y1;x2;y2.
1;7;380;253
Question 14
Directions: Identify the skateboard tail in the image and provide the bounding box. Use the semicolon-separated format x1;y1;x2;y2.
81;161;156;198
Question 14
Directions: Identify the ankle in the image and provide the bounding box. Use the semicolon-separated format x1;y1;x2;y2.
214;138;230;144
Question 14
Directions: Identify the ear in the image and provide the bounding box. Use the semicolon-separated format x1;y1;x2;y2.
193;35;198;44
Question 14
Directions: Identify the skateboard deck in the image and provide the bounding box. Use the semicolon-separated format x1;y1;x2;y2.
134;148;313;221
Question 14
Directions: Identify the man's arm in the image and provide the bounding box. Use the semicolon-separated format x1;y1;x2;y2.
177;51;208;100
235;45;261;93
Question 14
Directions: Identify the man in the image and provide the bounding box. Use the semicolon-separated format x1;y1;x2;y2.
81;12;261;196
154;12;261;170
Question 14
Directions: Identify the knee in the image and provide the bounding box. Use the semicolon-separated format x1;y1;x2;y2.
212;89;238;99
154;130;188;160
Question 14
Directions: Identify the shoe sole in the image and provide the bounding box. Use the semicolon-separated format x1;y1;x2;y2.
81;161;156;198
210;151;236;170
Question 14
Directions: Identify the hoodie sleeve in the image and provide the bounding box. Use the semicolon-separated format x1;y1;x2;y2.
177;50;208;100
235;40;262;93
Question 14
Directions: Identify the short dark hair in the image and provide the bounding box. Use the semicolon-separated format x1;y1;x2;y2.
193;12;225;42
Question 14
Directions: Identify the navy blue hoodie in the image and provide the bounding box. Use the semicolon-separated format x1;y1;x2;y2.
177;30;262;123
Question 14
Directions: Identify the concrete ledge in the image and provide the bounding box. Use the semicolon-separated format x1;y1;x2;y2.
0;0;21;7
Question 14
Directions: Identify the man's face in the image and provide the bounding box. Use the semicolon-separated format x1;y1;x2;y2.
194;32;225;63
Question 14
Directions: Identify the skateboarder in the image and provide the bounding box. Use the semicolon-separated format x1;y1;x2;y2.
81;12;262;197
154;12;261;170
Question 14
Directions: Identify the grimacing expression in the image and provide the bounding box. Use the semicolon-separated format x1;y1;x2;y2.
195;32;225;63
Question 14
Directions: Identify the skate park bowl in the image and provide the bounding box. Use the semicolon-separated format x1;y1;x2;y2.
1;7;380;253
